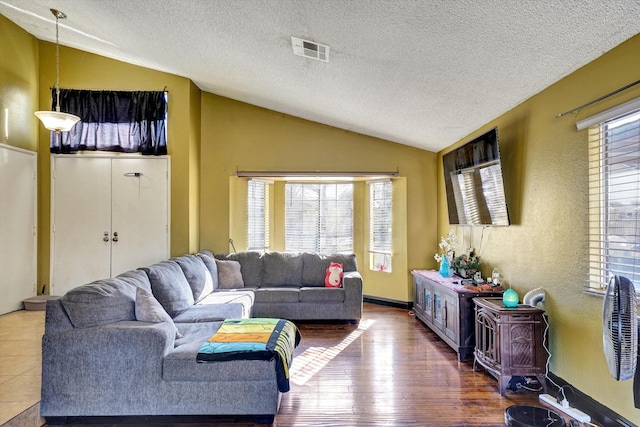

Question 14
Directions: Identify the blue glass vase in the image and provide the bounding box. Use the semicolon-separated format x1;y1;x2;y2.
439;256;452;277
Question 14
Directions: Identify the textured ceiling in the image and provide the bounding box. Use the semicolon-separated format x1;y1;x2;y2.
2;0;640;152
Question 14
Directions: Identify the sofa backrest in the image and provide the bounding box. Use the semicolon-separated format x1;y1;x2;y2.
139;260;195;317
215;251;264;287
262;252;303;288
60;277;137;328
212;251;357;288
301;253;358;287
172;254;217;302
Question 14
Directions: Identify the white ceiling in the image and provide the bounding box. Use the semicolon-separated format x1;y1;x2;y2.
2;0;640;152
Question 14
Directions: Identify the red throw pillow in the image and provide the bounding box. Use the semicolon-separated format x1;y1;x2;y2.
324;262;343;288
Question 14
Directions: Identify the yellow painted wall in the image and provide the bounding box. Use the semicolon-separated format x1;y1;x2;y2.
35;42;199;291
0;15;38;151
188;80;202;253
436;33;640;421
200;94;437;302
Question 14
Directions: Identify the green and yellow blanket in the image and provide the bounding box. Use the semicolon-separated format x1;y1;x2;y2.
196;318;301;392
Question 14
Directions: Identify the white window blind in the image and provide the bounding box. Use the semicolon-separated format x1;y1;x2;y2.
285;183;353;253
248;180;269;251
588;107;640;291
369;180;392;272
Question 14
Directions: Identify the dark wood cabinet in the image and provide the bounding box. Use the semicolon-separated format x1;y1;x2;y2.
473;297;547;396
412;270;502;362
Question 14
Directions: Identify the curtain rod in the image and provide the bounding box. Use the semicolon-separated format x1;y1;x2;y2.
47;87;169;93
236;170;399;178
555;79;640;118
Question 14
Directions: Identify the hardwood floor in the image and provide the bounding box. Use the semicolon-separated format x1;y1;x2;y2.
45;303;547;427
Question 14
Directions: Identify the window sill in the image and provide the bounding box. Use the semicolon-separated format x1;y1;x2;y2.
582;289;605;298
583;288;640;305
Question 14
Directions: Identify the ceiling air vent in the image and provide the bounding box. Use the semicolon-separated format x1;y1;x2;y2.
291;37;329;62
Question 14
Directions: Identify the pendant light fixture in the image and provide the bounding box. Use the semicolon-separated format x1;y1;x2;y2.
34;9;80;133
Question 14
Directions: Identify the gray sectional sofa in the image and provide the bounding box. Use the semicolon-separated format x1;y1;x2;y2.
41;251;362;424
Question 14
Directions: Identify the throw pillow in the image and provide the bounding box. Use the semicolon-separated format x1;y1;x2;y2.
135;287;182;339
324;262;343;288
215;259;245;289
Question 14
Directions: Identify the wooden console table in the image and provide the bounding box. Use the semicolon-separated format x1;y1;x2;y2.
473;297;547;396
411;270;502;361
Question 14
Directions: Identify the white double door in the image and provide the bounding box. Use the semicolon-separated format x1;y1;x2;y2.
51;155;170;295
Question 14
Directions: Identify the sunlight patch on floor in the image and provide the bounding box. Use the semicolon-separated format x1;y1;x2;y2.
289;319;375;386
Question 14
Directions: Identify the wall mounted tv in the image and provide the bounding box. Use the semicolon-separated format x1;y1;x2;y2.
442;127;510;226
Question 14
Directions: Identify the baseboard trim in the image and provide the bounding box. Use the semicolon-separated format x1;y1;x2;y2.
546;372;637;427
363;295;412;310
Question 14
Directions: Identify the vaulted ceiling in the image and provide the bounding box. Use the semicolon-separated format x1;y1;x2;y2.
2;0;640;151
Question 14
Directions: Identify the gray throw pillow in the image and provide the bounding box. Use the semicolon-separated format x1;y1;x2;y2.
135;287;182;339
215;259;245;289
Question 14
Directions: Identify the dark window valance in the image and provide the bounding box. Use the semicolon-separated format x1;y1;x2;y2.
50;89;167;155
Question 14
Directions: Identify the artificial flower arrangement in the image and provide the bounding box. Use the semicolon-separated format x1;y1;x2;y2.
452;253;481;278
433;229;458;263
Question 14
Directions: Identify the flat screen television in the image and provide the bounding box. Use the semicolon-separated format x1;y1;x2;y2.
442;127;509;226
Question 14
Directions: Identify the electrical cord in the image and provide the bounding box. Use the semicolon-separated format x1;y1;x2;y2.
543;314;580;406
543;314;565;395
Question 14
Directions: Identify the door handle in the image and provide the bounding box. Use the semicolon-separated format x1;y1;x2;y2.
103;231;109;242
112;232;119;242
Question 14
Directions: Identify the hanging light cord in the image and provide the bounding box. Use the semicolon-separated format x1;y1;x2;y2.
55;13;60;112
52;9;66;113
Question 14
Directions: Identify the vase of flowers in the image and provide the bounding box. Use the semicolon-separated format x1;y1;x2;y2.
434;229;457;277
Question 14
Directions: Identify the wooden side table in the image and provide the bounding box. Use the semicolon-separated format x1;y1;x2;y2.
473;297;547;396
412;270;502;361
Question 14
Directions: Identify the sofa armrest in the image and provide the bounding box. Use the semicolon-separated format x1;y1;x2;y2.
343;271;363;299
41;320;175;412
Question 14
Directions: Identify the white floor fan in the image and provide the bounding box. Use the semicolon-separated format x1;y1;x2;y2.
602;275;640;407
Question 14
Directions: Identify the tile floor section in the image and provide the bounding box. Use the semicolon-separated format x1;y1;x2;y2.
0;310;45;427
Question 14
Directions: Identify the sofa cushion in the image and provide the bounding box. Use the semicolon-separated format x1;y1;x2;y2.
172;303;245;323
299;287;345;303
134;287;182;338
60;278;136;328
173;254;214;303
262;252;303;287
216;260;245;289
116;269;153;293
219;251;263;287
164;336;276;382
302;253;358;287
196;289;255;318
140;260;194;317
196;251;219;291
254;288;300;303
